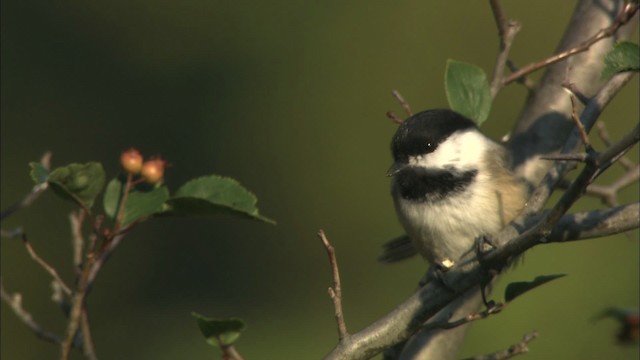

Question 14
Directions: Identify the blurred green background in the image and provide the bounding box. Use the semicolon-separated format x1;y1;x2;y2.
1;1;638;359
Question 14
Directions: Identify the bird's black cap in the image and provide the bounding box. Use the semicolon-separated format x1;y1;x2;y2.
390;109;477;164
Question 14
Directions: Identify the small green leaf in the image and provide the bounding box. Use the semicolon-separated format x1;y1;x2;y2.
29;162;49;184
164;175;275;224
505;274;566;303
601;41;640;79
192;312;245;348
445;59;492;126
48;162;106;208
103;177;170;228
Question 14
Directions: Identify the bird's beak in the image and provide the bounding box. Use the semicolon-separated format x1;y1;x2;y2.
386;162;408;177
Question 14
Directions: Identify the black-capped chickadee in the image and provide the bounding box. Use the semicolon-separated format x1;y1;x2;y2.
385;109;527;268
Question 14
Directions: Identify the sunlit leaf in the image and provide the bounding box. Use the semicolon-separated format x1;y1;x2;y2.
601;41;640;79
445;59;492;126
164;175;275;224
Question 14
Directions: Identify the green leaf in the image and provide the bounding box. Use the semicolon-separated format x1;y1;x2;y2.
164;175;275;224
505;274;566;303
103;177;170;228
48;162;106;208
445;59;492;126
192;312;245;348
29;162;49;184
601;41;640;79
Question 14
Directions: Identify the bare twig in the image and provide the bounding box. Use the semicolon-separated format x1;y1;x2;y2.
541;153;589;162
318;229;348;341
386;111;404;124
0;152;51;222
81;309;99;360
1;280;64;345
60;255;95;360
596;121;636;171
503;3;639;85
421;303;505;332
69;211;86;273
391;90;413;117
561;81;590;105
222;345;245;360
464;331;538;360
564;89;591;148
18;232;72;296
489;0;521;97
505;61;536;90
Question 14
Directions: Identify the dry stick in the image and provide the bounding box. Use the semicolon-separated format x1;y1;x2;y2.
391;90;413;117
567;93;591;148
488;0;521;97
60;254;95;360
505;60;536;90
0;280;64;345
0;152;51;222
464;331;538;360
503;3;639;86
318;229;348;341
421;303;505;333
69;211;86;274
21;233;72;296
596;121;637;171
81;309;98;360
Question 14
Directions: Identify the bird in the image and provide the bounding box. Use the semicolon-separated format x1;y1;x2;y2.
384;109;527;269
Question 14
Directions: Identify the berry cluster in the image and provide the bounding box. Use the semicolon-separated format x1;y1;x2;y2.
120;148;167;184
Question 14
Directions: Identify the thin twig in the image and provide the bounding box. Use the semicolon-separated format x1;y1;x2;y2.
60;257;94;360
464;331;538;360
391;90;413;116
596;121;636;171
422;302;505;332
488;0;521;97
81;309;99;360
503;3;639;85
386;111;404;124
69;211;86;274
0;152;51;222
541;153;589;162
561;81;590;105
505;60;536;90
318;229;348;341
566;91;591;148
19;232;72;296
1;280;64;345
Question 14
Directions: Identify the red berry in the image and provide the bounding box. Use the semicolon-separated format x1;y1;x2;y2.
121;148;143;174
141;158;167;184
